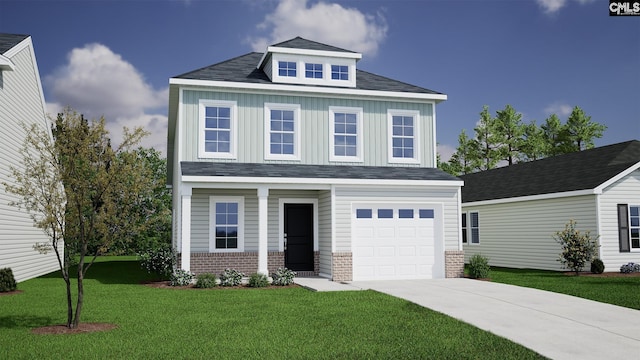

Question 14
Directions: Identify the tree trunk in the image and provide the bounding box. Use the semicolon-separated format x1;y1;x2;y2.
64;276;73;328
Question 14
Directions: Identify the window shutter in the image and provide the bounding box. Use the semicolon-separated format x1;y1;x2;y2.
618;204;630;252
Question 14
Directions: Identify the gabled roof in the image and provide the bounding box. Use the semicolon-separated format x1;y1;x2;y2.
460;140;640;203
174;52;442;95
272;36;356;53
0;33;29;54
182;162;460;182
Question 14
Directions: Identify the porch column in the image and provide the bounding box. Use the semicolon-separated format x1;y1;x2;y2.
180;187;192;272
257;186;269;275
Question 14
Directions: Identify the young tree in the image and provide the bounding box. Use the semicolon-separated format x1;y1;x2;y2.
441;130;480;176
519;121;545;161
554;220;599;276
495;104;525;165
563;106;606;152
541;114;566;157
474;105;502;171
4;107;148;328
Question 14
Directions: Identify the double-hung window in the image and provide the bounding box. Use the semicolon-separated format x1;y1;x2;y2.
305;63;323;79
461;211;479;245
461;213;468;244
331;65;348;80
618;204;640;251
278;61;296;77
329;107;362;162
264;103;301;160
210;197;244;252
388;109;420;163
199;100;237;159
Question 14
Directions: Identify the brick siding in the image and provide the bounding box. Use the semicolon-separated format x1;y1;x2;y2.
445;250;465;278
331;252;352;282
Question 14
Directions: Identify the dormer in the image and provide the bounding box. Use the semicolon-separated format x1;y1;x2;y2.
257;37;361;88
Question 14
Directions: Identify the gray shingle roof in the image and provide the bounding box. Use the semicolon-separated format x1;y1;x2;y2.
182;162;460;181
460;140;640;203
0;33;29;54
174;52;442;95
272;36;356;53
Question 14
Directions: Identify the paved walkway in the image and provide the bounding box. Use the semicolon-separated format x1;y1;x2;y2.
295;277;640;360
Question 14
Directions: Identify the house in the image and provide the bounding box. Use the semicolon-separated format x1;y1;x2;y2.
0;33;59;282
167;37;464;281
460;140;640;272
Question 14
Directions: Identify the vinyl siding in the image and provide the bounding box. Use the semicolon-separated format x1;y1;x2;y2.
333;185;460;252
0;40;59;282
598;169;640;270
463;195;598;271
179;89;435;167
318;190;332;276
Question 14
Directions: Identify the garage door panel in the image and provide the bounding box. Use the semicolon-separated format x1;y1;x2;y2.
378;246;395;257
399;246;416;256
398;227;417;237
376;226;395;237
379;265;396;276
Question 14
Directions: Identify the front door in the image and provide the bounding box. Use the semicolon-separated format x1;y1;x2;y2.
284;203;314;271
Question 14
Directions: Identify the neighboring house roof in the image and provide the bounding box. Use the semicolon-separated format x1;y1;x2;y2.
272;36;356;53
0;33;29;54
182;162;460;182
460;140;640;203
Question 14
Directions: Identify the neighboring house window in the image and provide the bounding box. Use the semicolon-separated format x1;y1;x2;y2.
210;197;244;252
388;109;420;163
264;103;301;160
461;213;468;244
305;63;323;78
619;204;639;251
199;100;237;159
278;61;296;77
329;107;363;162
470;211;480;244
331;65;349;80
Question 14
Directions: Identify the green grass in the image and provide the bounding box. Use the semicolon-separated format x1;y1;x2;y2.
0;258;545;359
488;267;640;310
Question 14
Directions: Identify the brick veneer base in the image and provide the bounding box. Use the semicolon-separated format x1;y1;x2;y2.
179;251;319;276
445;250;465;278
331;252;352;282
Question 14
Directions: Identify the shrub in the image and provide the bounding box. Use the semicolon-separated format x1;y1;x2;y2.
170;269;194;286
0;268;17;292
554;220;599;276
272;267;297;286
590;259;605;274
468;254;490;279
138;244;175;279
620;262;640;274
219;268;244;287
194;273;217;288
248;273;269;288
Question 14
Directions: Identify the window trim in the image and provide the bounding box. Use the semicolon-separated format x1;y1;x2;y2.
209;196;245;253
387;109;420;164
264;103;301;161
462;211;479;245
198;99;237;159
329;106;363;162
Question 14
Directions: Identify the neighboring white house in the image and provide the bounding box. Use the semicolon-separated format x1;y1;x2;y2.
460;140;640;272
0;33;59;282
168;37;464;281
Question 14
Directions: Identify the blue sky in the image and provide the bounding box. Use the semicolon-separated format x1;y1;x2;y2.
1;0;638;158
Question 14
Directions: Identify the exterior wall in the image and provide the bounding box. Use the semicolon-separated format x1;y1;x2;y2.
179;89;435;168
332;252;352;281
0;39;59;282
598;169;640;270
463;195;598;271
318;190;332;277
445;250;465;278
179;251;284;276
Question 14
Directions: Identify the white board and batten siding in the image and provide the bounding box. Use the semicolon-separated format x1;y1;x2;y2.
599;169;640;270
463;195;598;271
0;36;59;282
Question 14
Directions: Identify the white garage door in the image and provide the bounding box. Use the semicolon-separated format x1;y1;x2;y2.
352;205;436;281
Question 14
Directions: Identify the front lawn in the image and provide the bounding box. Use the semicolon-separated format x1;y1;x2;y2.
489;267;640;310
0;258;544;359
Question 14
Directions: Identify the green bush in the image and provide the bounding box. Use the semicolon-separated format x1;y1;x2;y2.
194;273;217;288
170;269;194;286
0;268;17;292
220;268;244;287
272;267;296;286
468;254;490;279
248;273;269;288
554;220;599;276
590;259;605;274
138;244;175;279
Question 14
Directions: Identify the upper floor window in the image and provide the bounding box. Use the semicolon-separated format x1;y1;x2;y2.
305;63;323;79
331;65;349;80
329;106;363;162
264;103;301;160
199;100;237;159
210;197;244;252
278;61;296;77
388;109;420;164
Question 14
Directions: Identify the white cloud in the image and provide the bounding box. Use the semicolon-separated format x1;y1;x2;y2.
45;44;168;154
248;0;388;56
544;102;573;117
536;0;596;14
437;144;456;163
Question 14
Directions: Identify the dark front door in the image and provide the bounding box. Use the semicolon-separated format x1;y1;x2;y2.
284;203;314;271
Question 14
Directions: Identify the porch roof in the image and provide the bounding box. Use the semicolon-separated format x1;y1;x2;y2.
181;162;460;182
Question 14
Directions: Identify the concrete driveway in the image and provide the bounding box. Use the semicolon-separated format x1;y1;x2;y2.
350;278;640;360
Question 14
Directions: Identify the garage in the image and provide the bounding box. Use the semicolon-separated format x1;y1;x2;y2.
352;204;440;281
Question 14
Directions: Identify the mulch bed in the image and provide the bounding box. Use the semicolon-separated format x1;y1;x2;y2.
0;290;23;296
31;323;118;335
141;280;299;289
563;271;640;277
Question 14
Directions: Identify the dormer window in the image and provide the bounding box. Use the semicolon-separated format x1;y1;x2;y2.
278;61;296;77
331;65;349;80
305;63;323;79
